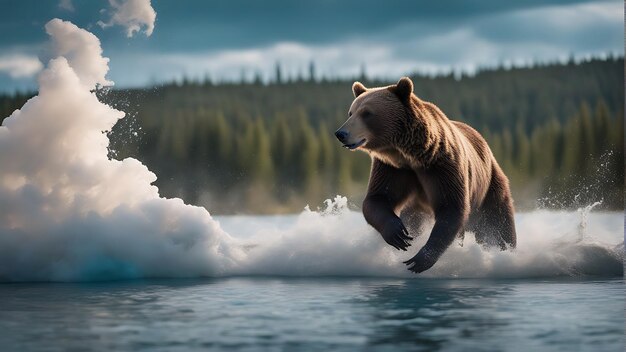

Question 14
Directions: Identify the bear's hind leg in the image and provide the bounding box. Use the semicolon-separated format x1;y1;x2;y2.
471;172;516;250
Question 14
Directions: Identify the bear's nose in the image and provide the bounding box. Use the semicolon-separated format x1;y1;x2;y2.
335;130;348;142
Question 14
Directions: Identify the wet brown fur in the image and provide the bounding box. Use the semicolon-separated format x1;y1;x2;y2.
338;78;516;273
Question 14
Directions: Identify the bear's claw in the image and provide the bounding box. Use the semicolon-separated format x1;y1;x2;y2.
403;251;437;273
382;218;413;251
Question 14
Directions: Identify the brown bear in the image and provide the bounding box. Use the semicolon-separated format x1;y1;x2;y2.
334;77;516;273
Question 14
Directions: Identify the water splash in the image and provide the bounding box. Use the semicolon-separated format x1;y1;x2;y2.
219;196;623;279
304;195;350;216
576;201;602;242
537;151;619;210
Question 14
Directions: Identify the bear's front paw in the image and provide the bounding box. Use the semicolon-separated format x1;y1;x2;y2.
403;250;437;273
381;218;412;251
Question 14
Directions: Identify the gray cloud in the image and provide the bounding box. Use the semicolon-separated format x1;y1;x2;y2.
100;0;622;88
58;0;74;12
0;54;42;78
0;0;621;91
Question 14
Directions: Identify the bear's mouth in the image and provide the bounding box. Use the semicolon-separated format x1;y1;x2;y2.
343;138;366;150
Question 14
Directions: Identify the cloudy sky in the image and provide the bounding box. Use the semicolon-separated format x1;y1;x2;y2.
0;0;622;92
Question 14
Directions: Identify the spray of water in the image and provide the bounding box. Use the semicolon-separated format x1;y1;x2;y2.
576;201;603;242
222;196;623;279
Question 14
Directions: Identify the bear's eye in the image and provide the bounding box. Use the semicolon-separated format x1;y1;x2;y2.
362;110;373;119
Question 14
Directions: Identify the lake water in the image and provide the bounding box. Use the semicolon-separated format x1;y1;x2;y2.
0;277;623;351
0;207;623;351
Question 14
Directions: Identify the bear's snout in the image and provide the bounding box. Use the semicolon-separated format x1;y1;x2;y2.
335;129;367;150
335;130;349;143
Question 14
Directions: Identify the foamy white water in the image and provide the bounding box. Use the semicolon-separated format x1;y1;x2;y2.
216;197;623;279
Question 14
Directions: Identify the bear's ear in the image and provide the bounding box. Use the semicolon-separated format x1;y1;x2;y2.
392;77;414;102
352;81;367;98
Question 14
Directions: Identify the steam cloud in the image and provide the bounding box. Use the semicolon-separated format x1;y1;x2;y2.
98;0;157;37
45;19;113;88
0;19;241;281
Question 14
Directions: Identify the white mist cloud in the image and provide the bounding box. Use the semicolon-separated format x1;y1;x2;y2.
98;0;156;38
45;19;113;88
0;54;43;78
0;19;241;281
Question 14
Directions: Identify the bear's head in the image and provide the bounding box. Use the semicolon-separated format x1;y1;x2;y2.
335;77;415;153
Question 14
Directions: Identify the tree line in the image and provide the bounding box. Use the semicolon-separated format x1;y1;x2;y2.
1;57;623;213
